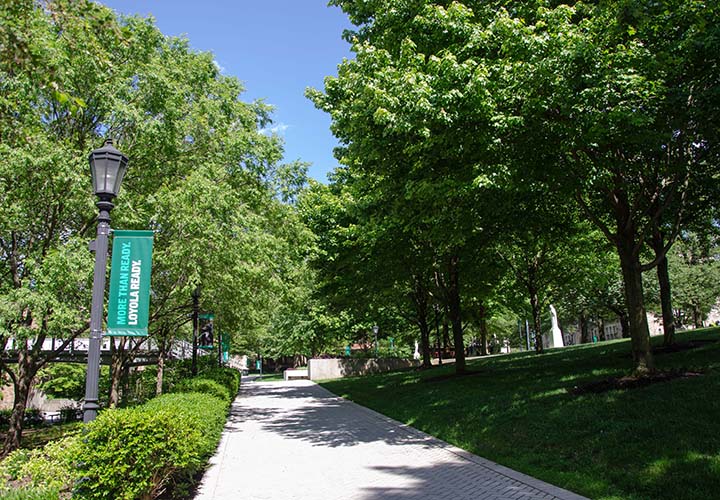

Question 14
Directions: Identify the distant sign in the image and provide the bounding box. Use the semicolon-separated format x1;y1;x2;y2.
199;313;215;349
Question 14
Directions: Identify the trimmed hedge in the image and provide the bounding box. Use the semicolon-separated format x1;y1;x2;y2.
74;392;227;499
0;392;228;500
0;366;241;499
172;377;230;404
202;367;241;398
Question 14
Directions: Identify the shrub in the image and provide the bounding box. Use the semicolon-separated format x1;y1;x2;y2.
0;487;60;500
172;378;230;405
200;367;240;399
0;434;81;496
73;392;227;500
37;363;87;400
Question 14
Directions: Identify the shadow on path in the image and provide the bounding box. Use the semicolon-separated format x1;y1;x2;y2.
231;381;433;449
357;463;560;500
197;379;587;500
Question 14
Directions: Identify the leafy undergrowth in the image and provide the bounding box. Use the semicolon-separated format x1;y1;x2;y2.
8;423;83;451
320;328;720;500
0;368;240;500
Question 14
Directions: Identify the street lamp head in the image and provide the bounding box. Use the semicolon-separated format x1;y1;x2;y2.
191;284;202;300
89;139;129;202
372;325;379;335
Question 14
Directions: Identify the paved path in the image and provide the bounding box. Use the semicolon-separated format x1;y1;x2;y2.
194;378;588;500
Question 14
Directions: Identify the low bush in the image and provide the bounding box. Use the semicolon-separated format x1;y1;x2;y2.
73;392;227;500
0;487;60;500
172;377;230;405
199;367;241;398
59;404;81;424
0;433;81;497
0;392;228;500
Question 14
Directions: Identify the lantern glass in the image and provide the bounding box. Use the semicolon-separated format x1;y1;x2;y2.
89;139;129;199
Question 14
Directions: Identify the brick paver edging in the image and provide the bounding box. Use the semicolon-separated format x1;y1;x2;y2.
311;383;589;500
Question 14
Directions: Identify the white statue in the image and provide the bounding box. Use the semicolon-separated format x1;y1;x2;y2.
413;341;420;360
549;304;564;348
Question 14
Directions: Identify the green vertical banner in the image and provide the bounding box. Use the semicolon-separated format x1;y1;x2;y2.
106;230;154;337
221;333;230;362
198;313;215;349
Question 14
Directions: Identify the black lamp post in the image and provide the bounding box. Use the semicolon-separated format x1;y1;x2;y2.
82;139;128;423
191;285;201;376
373;325;379;358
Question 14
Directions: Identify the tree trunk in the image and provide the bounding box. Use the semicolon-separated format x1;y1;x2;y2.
416;299;432;368
418;311;432;369
442;307;450;352
156;341;165;397
412;277;433;369
120;362;131;407
529;285;543;353
579;311;590;344
693;306;702;328
2;359;35;456
598;317;605;341
109;337;126;408
618;245;655;374
447;255;466;374
652;229;676;346
616;313;628;338
478;303;488;356
433;304;442;365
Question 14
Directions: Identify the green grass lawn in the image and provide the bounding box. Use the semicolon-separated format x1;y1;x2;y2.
320;328;720;500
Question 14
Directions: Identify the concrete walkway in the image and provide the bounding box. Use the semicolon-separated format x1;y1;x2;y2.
194;378;588;500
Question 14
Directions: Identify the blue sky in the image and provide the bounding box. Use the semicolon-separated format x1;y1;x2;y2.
98;1;354;182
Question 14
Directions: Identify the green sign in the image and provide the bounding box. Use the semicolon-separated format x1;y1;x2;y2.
106;230;154;336
221;332;230;362
199;313;214;349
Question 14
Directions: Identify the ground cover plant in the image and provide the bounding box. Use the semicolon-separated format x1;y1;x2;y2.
320;328;720;500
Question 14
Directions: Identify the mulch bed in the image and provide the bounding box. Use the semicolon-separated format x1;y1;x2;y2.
568;369;704;396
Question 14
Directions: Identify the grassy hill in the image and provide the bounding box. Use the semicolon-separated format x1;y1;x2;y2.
320;328;720;500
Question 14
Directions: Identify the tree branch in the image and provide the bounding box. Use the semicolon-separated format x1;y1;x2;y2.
575;190;617;245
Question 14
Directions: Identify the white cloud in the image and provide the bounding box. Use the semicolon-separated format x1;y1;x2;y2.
259;123;290;136
213;59;225;73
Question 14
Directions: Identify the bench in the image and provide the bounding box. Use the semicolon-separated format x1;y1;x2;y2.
284;368;309;380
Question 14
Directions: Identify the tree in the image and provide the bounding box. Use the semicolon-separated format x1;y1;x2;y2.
488;1;720;373
310;2;510;373
0;0;298;454
668;233;720;328
37;363;86;401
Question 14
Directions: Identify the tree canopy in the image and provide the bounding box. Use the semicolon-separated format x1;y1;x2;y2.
308;0;720;375
0;0;312;454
